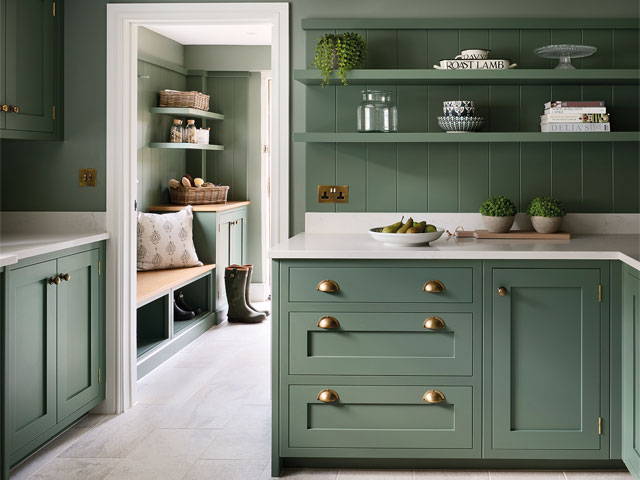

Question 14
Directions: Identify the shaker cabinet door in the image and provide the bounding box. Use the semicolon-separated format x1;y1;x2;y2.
623;266;640;479
56;250;101;422
6;260;58;458
488;267;603;455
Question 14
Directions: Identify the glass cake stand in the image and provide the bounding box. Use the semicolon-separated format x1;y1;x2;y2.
534;44;597;69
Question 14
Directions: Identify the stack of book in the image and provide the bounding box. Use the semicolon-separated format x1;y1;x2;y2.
540;101;610;133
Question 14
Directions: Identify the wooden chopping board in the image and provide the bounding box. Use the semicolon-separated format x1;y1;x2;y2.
456;230;571;240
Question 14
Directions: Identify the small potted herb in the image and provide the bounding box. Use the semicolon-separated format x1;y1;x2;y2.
479;195;517;233
527;196;567;233
312;32;367;86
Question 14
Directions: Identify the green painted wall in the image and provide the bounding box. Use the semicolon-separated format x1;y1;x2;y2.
139;27;185;67
184;45;271;71
1;0;639;236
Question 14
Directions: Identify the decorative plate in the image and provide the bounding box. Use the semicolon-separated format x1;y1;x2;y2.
534;44;597;69
368;228;445;247
437;116;485;133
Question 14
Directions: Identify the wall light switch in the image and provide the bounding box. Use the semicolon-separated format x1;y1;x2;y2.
318;185;349;203
79;168;97;187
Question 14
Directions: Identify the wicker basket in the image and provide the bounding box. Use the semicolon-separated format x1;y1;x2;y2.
169;185;229;205
159;90;210;111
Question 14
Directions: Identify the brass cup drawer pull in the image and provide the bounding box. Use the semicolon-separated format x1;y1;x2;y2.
317;316;340;329
1;104;8;112
423;316;446;330
317;389;339;403
423;280;445;293
317;279;340;293
423;389;446;404
59;273;71;282
9;105;19;114
498;286;507;296
48;276;61;286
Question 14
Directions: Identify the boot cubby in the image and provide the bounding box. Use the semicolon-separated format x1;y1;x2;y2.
173;274;213;336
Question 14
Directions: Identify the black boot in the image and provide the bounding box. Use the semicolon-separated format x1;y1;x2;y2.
175;291;201;315
174;301;196;321
242;264;270;316
225;266;266;324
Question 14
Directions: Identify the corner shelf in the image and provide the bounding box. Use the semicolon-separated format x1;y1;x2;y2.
149;142;224;151
150;107;225;121
293;69;640;86
294;132;640;143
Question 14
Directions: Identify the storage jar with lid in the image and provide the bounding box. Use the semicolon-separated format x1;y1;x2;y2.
185;119;197;143
357;90;398;133
169;119;183;143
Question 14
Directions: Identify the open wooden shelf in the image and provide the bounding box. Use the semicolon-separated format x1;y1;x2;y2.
294;132;640;143
294;69;640;86
137;264;216;306
149;142;224;151
150;107;224;121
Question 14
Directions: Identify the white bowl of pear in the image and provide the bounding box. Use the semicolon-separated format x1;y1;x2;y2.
369;217;445;246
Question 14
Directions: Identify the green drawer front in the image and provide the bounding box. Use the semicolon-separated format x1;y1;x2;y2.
288;312;473;376
287;267;473;303
289;385;473;449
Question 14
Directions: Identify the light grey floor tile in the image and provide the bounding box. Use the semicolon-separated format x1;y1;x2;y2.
563;472;631;479
221;404;270;435
488;472;565;479
73;414;111;429
200;428;270;460
9;428;90;480
259;467;339;480
414;471;490;479
104;457;194;480
184;459;267;480
28;458;121;480
337;470;413;479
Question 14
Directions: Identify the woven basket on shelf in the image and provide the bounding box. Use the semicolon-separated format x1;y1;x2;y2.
169;185;229;205
159;90;210;111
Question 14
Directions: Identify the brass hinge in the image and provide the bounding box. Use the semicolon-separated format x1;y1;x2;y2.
98;260;101;276
598;284;602;303
52;105;55;120
53;1;55;16
98;368;101;383
598;416;602;435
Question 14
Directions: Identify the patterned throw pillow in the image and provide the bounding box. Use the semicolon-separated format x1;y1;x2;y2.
137;206;203;271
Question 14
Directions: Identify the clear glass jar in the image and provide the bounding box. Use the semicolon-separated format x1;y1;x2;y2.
184;119;197;143
169;119;183;143
357;90;398;133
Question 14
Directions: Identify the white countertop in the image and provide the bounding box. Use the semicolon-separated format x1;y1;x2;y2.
269;233;640;270
0;231;110;268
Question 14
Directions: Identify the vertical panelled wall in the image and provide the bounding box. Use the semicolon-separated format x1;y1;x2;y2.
137;60;187;211
305;27;640;214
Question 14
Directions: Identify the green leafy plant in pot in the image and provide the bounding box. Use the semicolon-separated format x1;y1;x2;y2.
479;195;517;233
312;32;367;86
527;196;567;233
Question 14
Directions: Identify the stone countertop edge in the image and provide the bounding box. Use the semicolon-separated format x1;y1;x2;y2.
268;233;640;271
0;232;110;267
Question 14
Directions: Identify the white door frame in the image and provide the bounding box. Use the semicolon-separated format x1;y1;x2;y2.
106;3;289;412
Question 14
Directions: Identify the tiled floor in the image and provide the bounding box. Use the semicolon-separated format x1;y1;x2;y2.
10;304;632;479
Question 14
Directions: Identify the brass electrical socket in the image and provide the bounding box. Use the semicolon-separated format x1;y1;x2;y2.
79;168;97;187
318;185;349;203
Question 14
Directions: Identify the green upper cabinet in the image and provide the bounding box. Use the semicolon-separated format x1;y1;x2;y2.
623;266;640;479
485;264;606;459
56;250;101;422
0;0;61;140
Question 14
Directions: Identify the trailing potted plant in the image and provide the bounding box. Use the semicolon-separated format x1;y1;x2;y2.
527;196;567;233
479;195;517;233
312;32;367;86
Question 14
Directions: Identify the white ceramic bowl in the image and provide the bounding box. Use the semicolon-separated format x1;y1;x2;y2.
368;227;445;246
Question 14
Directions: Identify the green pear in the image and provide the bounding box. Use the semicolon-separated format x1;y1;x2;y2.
425;224;437;233
397;218;414;234
381;216;404;233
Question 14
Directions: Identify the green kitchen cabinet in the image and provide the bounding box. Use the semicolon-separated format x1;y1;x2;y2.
2;242;105;478
623;265;640;479
484;263;608;459
0;0;62;140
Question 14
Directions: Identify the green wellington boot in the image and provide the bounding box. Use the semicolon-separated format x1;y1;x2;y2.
225;266;266;324
242;264;270;316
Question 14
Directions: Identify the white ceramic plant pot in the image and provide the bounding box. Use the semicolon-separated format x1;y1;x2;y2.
530;216;563;234
482;215;515;233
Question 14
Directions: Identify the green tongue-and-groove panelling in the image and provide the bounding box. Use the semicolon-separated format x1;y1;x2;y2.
304;27;639;214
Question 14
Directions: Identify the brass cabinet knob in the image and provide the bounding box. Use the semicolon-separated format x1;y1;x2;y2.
317;279;339;293
317;389;339;403
59;273;71;282
423;389;446;404
9;105;19;113
317;316;340;329
498;286;507;296
423;316;446;330
423;280;445;293
48;276;61;285
1;104;8;112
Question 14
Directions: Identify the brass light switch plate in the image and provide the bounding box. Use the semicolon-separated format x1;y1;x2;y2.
318;185;349;203
79;168;97;187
